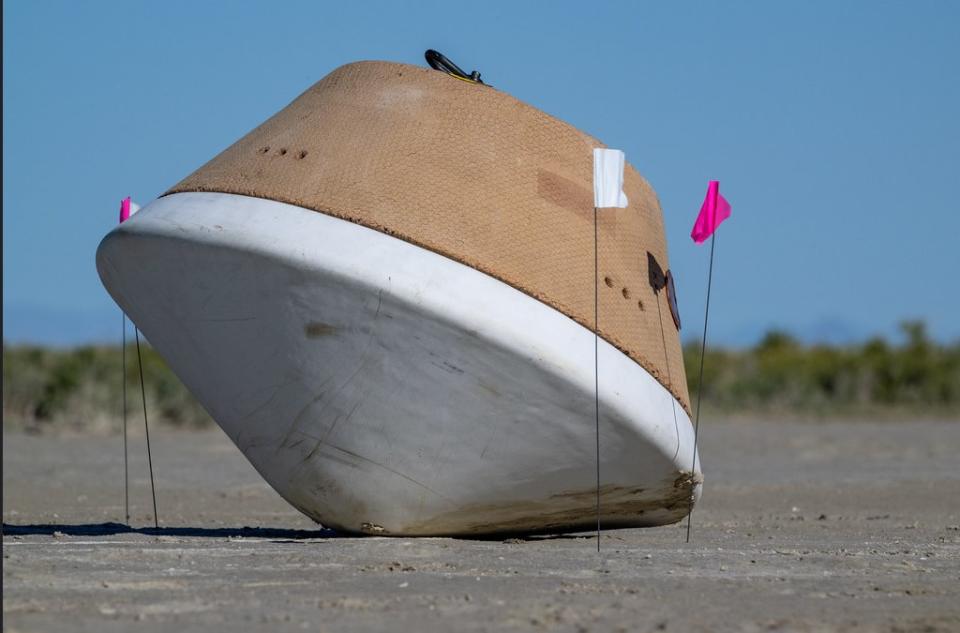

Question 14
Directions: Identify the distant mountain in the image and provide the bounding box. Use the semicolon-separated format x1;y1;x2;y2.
5;303;957;349
791;317;872;346
687;316;958;349
3;304;119;347
685;318;869;349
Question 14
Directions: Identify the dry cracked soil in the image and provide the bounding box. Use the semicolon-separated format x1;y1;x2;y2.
3;419;959;632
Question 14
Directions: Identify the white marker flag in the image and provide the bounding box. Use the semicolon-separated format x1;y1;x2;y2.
592;148;628;208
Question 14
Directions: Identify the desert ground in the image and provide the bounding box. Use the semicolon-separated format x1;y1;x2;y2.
3;419;959;632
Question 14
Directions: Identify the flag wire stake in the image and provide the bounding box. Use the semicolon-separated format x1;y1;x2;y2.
121;312;129;524
654;285;682;464
594;206;601;553
686;229;716;543
134;327;159;529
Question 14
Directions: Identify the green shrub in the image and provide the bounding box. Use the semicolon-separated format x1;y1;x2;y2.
4;319;958;433
683;320;960;418
3;342;213;433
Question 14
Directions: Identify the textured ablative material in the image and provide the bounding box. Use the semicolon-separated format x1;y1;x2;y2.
167;61;690;414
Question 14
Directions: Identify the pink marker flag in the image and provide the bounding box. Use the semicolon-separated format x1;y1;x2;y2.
119;197;132;224
118;197;142;224
690;180;731;244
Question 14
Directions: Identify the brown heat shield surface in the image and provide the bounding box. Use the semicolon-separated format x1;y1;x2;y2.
167;61;691;414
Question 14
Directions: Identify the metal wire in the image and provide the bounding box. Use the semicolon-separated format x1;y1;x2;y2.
122;312;129;524
686;231;716;543
594;207;601;552
134;327;159;529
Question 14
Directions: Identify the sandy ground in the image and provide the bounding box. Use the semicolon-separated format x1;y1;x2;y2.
3;419;959;632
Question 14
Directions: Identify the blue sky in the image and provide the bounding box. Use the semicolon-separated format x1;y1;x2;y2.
4;1;959;346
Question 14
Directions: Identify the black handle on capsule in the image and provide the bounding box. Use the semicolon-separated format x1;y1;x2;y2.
424;49;485;85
